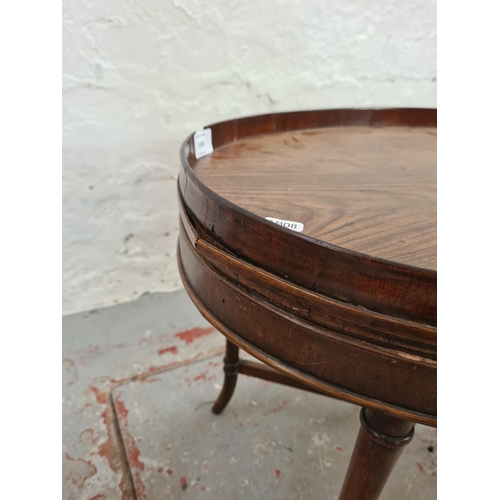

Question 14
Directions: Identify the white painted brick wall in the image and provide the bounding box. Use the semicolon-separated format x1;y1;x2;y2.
62;0;436;315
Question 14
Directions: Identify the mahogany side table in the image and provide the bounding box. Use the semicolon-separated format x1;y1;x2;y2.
177;108;436;499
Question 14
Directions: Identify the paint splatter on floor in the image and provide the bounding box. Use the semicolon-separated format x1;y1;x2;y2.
175;327;215;344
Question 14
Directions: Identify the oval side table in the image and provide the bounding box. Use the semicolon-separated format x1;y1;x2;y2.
177;108;436;500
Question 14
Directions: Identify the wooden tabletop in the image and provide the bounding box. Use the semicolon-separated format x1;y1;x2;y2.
196;125;436;271
178;109;437;426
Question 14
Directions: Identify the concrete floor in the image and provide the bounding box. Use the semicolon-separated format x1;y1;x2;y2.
62;290;437;500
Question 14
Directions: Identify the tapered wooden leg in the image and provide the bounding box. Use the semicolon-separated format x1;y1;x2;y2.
339;408;415;500
212;339;240;414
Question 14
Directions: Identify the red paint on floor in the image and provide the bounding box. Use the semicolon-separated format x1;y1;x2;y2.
267;401;288;414
90;386;108;405
193;371;208;382
79;348;225;500
175;327;214;344
180;476;187;485
64;452;97;489
416;463;424;472
158;346;178;355
114;394;146;498
131;362;187;382
95;350;220;387
109;377;129;385
142;377;161;383
114;399;144;469
89;386;129;500
63;358;78;386
275;469;281;478
79;428;99;445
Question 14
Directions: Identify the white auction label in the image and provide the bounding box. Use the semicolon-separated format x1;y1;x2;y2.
194;128;214;159
265;217;304;232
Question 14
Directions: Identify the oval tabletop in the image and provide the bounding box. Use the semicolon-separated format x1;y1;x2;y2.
177;109;437;426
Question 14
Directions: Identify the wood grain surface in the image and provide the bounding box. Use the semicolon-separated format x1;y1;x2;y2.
196;126;436;270
180;109;437;326
178;108;437;500
178;108;437;426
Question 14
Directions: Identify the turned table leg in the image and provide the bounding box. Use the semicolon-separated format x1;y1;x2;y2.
339;407;415;500
212;339;240;414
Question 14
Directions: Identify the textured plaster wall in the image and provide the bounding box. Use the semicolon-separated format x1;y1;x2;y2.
62;0;437;315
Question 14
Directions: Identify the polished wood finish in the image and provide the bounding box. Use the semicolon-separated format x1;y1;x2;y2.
338;408;415;500
212;339;239;415
178;199;436;425
196;126;436;270
238;359;327;396
180;109;437;326
177;108;437;499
